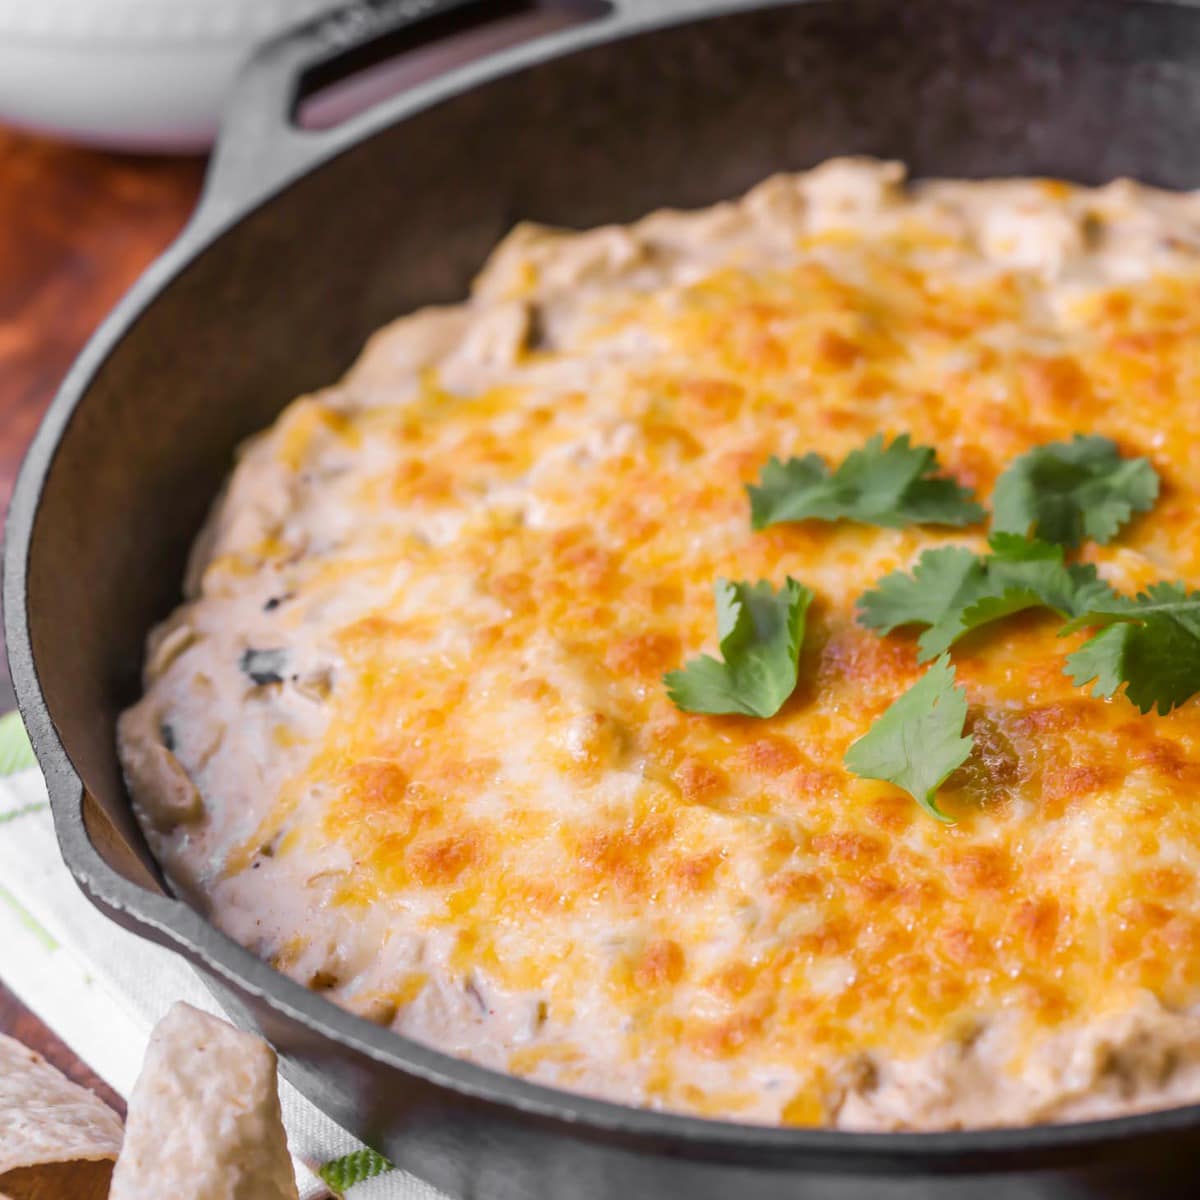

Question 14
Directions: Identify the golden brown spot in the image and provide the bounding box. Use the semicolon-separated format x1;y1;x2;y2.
633;939;685;989
669;851;722;894
641;717;686;767
1009;702;1088;737
1109;330;1175;356
810;831;885;864
392;459;455;502
411;833;481;886
673;756;729;805
1128;735;1200;782
864;796;913;832
642;417;704;460
1101;290;1133;321
690;1011;765;1059
1011;898;1060;955
606;632;681;678
1026;981;1070;1023
1161;917;1200;958
1041;764;1119;808
624;578;683;612
569;545;619;590
337;614;418;653
846;873;897;904
736;735;804;777
767;870;823;903
341;761;409;814
490;571;535;615
788;768;843;802
795;918;852;957
679;378;746;420
1019;355;1094;417
1120;899;1174;929
944;846;1012;892
814;328;862;369
852;373;889;402
939;926;981;966
714;962;756;999
1140;866;1192;898
945;442;995;494
896;879;944;909
817;628;915;692
579;813;676;896
742;330;787;373
442;758;500;785
515;880;562;912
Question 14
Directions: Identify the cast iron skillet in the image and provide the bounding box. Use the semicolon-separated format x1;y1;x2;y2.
8;0;1200;1195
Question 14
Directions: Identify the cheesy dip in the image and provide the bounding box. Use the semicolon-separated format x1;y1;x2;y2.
119;159;1200;1129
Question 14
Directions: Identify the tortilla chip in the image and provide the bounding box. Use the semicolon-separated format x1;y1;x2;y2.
0;1033;122;1200
109;1002;298;1200
0;1032;123;1168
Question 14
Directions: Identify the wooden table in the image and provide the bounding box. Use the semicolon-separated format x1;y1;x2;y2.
0;125;204;1112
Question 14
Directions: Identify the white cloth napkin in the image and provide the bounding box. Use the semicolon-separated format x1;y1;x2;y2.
0;713;446;1199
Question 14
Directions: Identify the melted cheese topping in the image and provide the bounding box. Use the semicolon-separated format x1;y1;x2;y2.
119;160;1200;1129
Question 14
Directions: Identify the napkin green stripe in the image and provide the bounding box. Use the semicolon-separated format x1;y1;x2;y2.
319;1148;394;1194
0;801;49;825
0;881;58;950
0;711;35;776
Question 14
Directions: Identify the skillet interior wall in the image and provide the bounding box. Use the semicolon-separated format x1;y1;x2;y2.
24;0;1200;870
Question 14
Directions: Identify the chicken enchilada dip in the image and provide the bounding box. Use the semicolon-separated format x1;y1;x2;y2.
119;159;1200;1129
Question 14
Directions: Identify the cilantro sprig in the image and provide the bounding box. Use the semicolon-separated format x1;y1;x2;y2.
748;434;983;531
843;654;974;822
665;427;1186;769
858;533;1115;661
664;578;812;718
992;434;1158;549
1062;582;1200;714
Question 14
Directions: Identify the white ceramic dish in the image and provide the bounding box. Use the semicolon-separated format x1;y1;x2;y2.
0;0;343;151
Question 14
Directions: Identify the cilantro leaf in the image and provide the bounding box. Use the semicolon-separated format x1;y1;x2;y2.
748;434;983;530
843;654;974;822
858;534;1116;661
1062;581;1200;714
664;578;812;717
857;545;987;659
1063;624;1129;702
991;434;1159;548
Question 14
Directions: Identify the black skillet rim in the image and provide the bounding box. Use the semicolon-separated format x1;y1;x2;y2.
7;0;1200;1172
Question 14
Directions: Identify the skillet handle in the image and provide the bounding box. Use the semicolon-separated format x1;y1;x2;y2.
196;0;621;228
199;0;495;225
